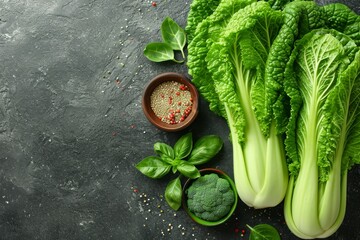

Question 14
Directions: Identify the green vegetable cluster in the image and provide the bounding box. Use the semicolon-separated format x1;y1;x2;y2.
136;133;223;210
186;0;360;238
186;173;235;221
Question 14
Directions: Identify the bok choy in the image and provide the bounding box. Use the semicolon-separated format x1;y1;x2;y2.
283;28;360;239
186;0;360;238
265;1;360;238
187;1;289;208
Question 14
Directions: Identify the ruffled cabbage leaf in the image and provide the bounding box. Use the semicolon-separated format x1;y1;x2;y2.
265;1;360;136
205;1;288;208
185;0;221;43
187;0;256;116
283;29;360;239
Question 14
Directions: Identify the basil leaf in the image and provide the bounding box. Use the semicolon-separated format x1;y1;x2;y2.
170;158;181;174
143;42;183;63
165;177;182;210
161;156;174;165
136;156;171;179
177;161;200;179
154;142;175;160
161;17;186;58
174;132;193;159
248;224;281;240
188;135;223;165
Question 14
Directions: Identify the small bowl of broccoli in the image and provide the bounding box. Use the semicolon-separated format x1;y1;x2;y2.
182;168;238;226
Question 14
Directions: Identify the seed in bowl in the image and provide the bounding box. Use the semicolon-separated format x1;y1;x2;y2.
150;81;193;124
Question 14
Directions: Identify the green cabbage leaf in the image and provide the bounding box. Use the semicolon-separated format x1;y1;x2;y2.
190;1;289;208
283;29;360;239
185;0;221;43
187;0;256;116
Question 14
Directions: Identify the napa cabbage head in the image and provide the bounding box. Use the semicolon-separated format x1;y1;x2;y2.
203;1;288;208
261;2;360;238
283;29;360;239
186;0;360;237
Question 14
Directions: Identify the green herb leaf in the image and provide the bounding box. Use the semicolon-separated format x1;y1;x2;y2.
165;177;182;210
177;161;200;179
247;224;281;240
136;156;171;179
171;159;181;173
161;16;186;58
161;156;175;165
154;142;175;160
174;132;193;159
143;42;183;63
188;135;223;165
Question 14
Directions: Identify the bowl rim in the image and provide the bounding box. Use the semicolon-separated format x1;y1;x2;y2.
141;72;199;132
182;168;238;227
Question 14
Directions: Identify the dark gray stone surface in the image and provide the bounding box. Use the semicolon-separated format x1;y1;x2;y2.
0;0;359;239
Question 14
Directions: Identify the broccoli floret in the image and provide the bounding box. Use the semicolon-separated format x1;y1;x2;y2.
186;173;235;221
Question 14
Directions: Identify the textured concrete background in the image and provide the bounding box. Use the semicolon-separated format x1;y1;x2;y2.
0;0;359;239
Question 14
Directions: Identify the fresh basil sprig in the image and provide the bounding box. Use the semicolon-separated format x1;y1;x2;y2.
247;224;281;240
144;17;186;63
136;132;223;210
143;42;183;63
161;16;186;59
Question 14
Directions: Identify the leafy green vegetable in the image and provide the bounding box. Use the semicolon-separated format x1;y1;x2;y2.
185;0;221;43
143;42;183;63
188;1;288;209
165;177;182;210
187;0;255;115
322;3;360;45
283;29;360;239
161;17;187;58
265;1;360;133
265;0;295;10
256;2;360;237
186;0;360;238
136;133;223;210
247;224;281;240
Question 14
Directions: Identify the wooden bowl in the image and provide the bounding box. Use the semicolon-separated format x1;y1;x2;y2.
142;72;199;132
